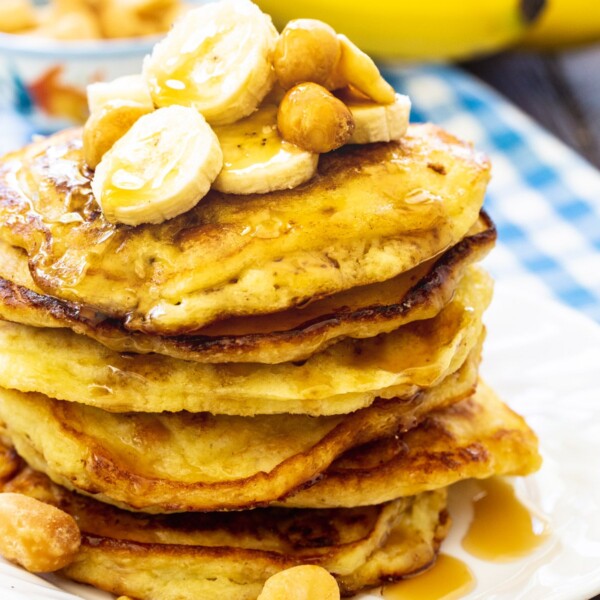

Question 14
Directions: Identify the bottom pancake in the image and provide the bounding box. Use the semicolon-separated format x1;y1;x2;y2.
0;457;449;599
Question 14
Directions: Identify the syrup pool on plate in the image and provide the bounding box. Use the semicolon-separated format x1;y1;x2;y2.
382;476;551;599
383;554;475;600
461;476;550;561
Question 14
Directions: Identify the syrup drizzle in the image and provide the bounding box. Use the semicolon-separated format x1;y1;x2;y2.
382;477;550;599
383;554;475;600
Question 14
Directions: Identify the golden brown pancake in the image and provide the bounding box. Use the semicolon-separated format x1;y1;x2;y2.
0;266;491;415
0;455;449;599
0;345;478;513
0;124;490;334
281;381;541;508
0;213;495;364
0;375;540;514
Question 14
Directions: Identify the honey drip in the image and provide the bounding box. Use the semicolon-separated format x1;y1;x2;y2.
383;554;475;600
462;477;550;561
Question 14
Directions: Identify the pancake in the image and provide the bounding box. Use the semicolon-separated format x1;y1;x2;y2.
0;454;449;599
0;124;490;335
0;345;479;513
282;381;541;508
0;266;491;416
0;212;495;364
0;374;540;515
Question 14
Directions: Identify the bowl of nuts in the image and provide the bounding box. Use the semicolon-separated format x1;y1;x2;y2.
0;0;196;133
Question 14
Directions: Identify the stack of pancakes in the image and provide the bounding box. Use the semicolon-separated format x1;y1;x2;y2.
0;123;540;598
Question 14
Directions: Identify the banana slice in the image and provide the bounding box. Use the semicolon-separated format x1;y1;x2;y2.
143;0;278;126
91;106;223;226
336;34;396;104
337;90;411;144
83;100;153;169
213;104;318;195
87;75;154;114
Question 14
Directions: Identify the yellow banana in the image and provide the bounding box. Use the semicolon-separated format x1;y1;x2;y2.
213;104;318;195
336;91;411;145
87;75;154;114
92;106;223;226
521;0;600;48
144;0;278;125
256;0;547;60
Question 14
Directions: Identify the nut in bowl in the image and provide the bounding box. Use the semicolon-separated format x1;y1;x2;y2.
0;0;197;132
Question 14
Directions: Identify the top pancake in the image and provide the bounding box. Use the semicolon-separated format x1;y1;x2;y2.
0;124;490;335
0;213;495;363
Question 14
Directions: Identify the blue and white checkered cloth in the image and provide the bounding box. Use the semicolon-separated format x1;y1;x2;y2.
384;64;600;323
1;64;600;322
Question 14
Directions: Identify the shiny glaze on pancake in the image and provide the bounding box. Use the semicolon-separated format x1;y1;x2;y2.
0;267;491;415
0;212;495;363
0;124;490;334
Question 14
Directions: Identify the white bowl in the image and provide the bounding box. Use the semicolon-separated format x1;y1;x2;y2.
0;0;210;133
0;30;160;133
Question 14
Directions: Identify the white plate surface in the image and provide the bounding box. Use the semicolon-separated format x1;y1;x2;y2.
2;284;600;600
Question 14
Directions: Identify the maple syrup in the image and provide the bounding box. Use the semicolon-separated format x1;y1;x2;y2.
461;476;550;561
383;554;475;600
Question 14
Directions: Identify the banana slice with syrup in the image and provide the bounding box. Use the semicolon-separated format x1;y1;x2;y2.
336;89;411;144
87;74;154;114
213;104;318;195
143;0;278;125
91;106;223;226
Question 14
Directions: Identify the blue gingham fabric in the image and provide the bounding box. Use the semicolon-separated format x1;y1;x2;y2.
384;64;600;323
1;63;600;322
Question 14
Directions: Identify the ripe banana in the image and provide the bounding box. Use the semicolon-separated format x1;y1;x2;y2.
521;0;600;48
337;90;411;144
213;104;318;195
92;106;223;226
256;0;547;60
87;75;154;114
143;0;278;125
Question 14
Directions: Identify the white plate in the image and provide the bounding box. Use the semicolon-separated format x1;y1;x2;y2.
2;284;600;600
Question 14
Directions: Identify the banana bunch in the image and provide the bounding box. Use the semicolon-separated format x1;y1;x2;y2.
521;0;600;49
85;0;411;226
256;0;547;60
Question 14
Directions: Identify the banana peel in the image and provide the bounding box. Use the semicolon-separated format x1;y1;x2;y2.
256;0;547;60
520;0;600;49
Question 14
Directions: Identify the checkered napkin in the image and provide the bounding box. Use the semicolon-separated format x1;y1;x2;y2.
383;64;600;323
2;63;600;322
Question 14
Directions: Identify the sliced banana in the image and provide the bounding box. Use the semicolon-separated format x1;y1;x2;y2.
87;74;154;114
336;34;396;104
143;0;278;126
213;104;318;195
83;100;153;169
337;90;411;144
92;106;223;226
